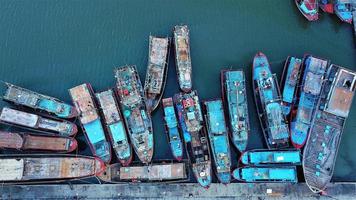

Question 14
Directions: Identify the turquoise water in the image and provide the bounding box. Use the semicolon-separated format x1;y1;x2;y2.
0;0;355;181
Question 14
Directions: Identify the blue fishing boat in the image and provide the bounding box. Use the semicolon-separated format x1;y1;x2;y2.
252;52;290;149
334;0;353;24
174;91;212;188
240;149;301;166
303;65;356;193
162;97;183;161
290;55;329;149
221;69;250;152
295;0;319;21
96;89;132;166
203;99;231;184
280;57;303;118
232;166;298;183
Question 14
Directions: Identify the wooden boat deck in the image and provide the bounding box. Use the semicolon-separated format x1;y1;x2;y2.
69;84;98;124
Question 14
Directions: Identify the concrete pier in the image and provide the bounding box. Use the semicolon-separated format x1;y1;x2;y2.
1;183;356;199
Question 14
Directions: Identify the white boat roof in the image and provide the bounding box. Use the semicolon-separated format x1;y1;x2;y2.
0;107;38;127
0;159;24;181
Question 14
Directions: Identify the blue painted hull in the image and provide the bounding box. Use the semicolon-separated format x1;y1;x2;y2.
232;166;298;183
240;149;301;166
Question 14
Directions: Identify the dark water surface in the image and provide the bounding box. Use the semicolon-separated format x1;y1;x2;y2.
0;0;355;182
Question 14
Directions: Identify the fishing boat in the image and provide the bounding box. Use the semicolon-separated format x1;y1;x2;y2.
303;65;356;193
240;149;301;166
319;0;334;13
221;69;250;152
0;107;77;137
98;160;190;183
334;0;353;24
203;99;231;184
174;91;212;188
252;52;290;149
2;82;78;118
0;131;77;153
280;57;303;118
295;0;319;21
290;55;329;149
0;154;105;184
144;36;170;113
232;166;298;183
115;65;154;164
95;89;132;166
173;25;192;93
162;97;183;161
69;83;111;164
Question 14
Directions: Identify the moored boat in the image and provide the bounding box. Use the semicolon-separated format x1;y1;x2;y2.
173;25;192;93
295;0;319;21
221;69;250;152
2;82;78;118
95;89;132;166
0;107;77;137
252;52;290;149
69;83;111;163
240;149;301;166
162;97;183;161
0;131;77;153
290;55;329;149
303;65;356;193
334;0;353;24
0;154;105;184
115;65;154;164
144;36;170;113
203;99;231;184
174;91;212;188
319;0;334;13
232;166;298;183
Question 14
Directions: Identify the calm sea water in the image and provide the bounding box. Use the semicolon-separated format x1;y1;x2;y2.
0;0;355;182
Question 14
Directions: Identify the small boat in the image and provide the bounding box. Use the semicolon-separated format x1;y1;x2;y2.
252;52;290;149
162;97;183;161
144;36;170;113
232;166;298;183
174;91;212;188
173;25;192;93
221;69;250;152
303;65;356;193
98;160;190;183
115;65;154;164
0;154;105;184
290;55;329;149
0;107;77;137
203;99;231;184
334;0;353;24
95;89;132;166
280;57;303;118
295;0;319;21
319;0;334;13
240;149;301;166
0;131;77;153
69;83;111;163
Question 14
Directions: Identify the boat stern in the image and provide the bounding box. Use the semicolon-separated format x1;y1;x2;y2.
94;157;107;176
68;138;78;153
232;168;242;181
217;172;231;184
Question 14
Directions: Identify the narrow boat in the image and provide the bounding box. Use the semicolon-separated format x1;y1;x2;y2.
115;65;154;164
319;0;334;13
98;160;190;183
334;0;353;24
144;36;170;113
173;25;192;93
174;91;212;188
95;89;132;166
290;55;329;149
232;166;298;183
280;57;303;118
240;149;301;166
252;52;290;149
0;154;105;184
203;99;231;184
303;65;356;193
162;97;183;161
2;82;78;118
69;83;111;163
0;131;77;153
0;107;77;137
295;0;319;21
221;69;250;152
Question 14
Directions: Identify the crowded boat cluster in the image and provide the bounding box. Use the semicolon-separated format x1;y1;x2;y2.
0;25;355;194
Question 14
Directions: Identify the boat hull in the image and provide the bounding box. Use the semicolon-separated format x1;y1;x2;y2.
232;166;298;183
295;0;319;21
